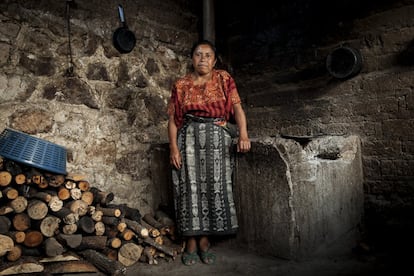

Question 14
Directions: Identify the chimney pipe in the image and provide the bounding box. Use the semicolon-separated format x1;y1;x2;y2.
203;0;215;44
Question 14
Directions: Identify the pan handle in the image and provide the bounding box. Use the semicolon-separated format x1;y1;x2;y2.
118;4;125;23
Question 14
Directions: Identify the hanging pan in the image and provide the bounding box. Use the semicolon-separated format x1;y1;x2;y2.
113;4;136;54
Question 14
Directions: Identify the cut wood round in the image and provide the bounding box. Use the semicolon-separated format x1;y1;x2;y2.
9;196;28;213
12;212;31;231
57;186;70;200
14;173;27;185
120;229;135;241
78;216;95;234
51;207;79;225
118;243;143;266
94;221;105;236
0;216;11;234
0;234;14;257
66;199;88;216
2;187;18;200
47;174;65;187
81;191;94;205
24;231;44;247
91;209;103;222
48;196;63;212
107;237;122;249
78;180;90;191
65;180;77;189
0;206;14;215
6;245;22;262
44;237;64;257
8;231;26;244
27;199;48;220
0;171;12;187
117;221;127;232
40;216;61;237
62;224;78;235
70;187;82;200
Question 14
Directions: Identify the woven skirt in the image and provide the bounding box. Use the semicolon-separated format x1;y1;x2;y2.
172;116;239;236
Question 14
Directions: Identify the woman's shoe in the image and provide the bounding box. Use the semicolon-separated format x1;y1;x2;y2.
199;243;216;265
182;250;199;266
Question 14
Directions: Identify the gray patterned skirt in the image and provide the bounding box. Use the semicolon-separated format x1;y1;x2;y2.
172;115;239;237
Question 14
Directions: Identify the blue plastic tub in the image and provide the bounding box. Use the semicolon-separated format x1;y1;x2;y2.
0;128;67;175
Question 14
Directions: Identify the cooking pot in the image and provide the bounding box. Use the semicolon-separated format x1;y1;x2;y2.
326;46;362;79
113;5;136;54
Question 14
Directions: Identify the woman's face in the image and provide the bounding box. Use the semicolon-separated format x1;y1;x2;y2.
192;44;216;76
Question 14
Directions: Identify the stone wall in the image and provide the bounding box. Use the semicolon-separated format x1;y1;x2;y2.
0;0;198;215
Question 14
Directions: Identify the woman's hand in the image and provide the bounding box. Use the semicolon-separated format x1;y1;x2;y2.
237;136;251;153
170;146;182;169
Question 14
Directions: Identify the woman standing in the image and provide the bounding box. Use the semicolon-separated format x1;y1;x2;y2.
167;40;251;265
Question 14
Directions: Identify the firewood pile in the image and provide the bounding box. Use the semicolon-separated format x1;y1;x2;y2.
0;157;182;275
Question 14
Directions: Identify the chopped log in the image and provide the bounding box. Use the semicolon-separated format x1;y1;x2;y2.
91;209;103;222
0;257;44;275
0;234;14;257
81;191;94;205
143;213;166;229
8;231;26;244
2;160;23;176
117;220;127;232
90;187;114;206
104;225;119;239
101;215;121;226
0;216;11;234
64;180;77;189
66;199;88;216
0;206;14;215
19;246;42;257
78;180;90;191
57;186;70;200
40;216;61;237
76;236;108;251
117;243;143;266
107;237;122;249
79;249;126;276
0;171;12;187
124;218;149;238
44;237;64;257
31;191;52;202
119;229;135;241
78;215;95;234
108;203;141;222
32;174;48;189
141;220;161;237
143;246;157;265
23;230;44;247
56;233;82;249
12;213;31;231
14;173;26;185
102;247;118;261
2;187;18;200
50;207;79;225
95;221;105;236
27;199;48;220
45;174;65;188
70;187;82;200
62;223;78;235
96;206;122;217
44;260;98;274
143;237;176;257
39;252;80;262
48;196;63;212
154;236;163;245
6;245;22;262
9;196;28;213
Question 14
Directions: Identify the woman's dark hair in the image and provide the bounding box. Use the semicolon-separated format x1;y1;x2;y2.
190;39;217;57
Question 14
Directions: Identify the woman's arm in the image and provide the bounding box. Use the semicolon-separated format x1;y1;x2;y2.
233;103;251;153
168;115;182;169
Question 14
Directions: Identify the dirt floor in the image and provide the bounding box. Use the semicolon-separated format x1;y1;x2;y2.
123;240;402;276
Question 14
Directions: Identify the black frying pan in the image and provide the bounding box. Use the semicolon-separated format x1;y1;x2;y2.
113;4;136;54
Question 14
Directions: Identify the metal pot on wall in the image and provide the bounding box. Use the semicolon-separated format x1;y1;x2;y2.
113;5;136;54
326;46;363;79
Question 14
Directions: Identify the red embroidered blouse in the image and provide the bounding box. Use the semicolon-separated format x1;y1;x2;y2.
167;69;241;129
